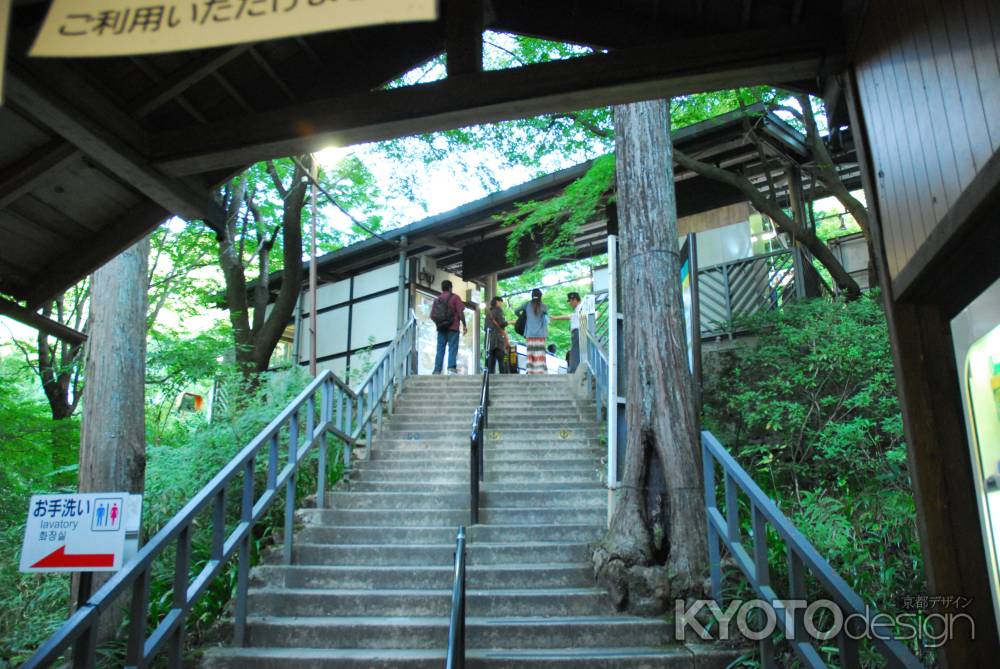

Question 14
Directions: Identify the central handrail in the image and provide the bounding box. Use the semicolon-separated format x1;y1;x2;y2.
444;525;467;669
469;367;488;525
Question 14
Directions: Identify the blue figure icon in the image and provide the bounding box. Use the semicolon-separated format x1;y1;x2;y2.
95;504;105;527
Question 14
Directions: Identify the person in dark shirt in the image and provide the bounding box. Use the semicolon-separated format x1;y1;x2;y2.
432;279;467;374
485;296;509;374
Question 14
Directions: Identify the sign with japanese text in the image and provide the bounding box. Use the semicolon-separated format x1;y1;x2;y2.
30;0;438;58
0;0;11;104
19;493;132;573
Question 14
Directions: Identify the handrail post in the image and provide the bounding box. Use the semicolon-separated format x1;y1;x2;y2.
446;526;467;669
317;381;331;508
702;439;722;605
234;457;254;647
168;524;192;667
283;410;299;565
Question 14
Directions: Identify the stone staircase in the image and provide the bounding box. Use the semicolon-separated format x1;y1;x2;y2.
203;374;734;668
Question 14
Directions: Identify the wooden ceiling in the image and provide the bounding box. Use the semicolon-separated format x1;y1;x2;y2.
0;0;859;307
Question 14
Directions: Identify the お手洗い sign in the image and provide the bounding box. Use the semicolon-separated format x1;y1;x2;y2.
19;493;134;572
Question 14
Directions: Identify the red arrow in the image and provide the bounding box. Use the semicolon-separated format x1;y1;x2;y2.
30;546;115;569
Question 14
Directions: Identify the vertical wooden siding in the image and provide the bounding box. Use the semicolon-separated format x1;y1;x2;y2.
855;0;1000;280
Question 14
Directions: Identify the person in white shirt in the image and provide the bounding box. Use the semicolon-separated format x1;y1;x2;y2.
551;292;583;373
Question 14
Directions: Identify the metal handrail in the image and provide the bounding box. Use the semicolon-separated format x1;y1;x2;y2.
469;367;488;525
702;431;923;668
349;312;418;460
24;314;419;668
445;526;467;669
24;370;350;669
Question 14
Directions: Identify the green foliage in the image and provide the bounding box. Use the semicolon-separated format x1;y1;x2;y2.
498;154;616;267
0;361;343;666
701;295;927;663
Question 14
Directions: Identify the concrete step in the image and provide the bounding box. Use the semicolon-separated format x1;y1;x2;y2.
204;645;736;669
298;506;607;527
346;480;604;492
355;457;598;471
235;615;673;651
373;438;603;450
484;469;602;483
394;399;588;410
287;541;592;566
368;448;603;462
251;563;596;590
247;587;612;617
379;426;604;439
295;523;603;546
324;489;603;510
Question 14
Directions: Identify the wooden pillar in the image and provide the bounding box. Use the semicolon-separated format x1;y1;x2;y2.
845;69;1000;667
445;0;483;77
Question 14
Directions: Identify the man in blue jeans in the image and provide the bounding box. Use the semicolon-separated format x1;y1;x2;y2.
432;280;467;374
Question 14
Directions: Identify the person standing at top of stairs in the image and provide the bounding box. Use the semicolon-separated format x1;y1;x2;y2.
431;279;467;375
516;288;550;375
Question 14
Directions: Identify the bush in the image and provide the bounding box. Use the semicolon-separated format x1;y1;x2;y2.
701;294;927;664
0;366;344;667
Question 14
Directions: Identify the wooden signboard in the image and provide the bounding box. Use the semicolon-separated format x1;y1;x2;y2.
30;0;437;57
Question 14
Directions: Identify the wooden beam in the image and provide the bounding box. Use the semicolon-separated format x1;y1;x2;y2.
6;68;225;227
131;46;250;118
446;0;483;76
0;140;78;209
0;297;87;345
152;22;845;175
24;200;168;308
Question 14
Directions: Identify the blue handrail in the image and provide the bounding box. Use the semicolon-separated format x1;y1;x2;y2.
702;431;923;668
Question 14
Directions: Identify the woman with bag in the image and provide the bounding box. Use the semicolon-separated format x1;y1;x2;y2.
515;288;549;375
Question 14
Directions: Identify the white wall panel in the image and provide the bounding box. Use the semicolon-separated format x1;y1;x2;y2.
351;292;400;347
303;279;350;311
308;307;349;360
354;263;399;298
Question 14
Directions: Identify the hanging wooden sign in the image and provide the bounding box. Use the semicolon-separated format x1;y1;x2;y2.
30;0;437;58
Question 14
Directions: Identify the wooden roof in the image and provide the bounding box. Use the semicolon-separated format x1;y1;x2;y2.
1;0;861;306
256;106;861;292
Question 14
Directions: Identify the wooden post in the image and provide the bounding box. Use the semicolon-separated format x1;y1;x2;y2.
309;157;318;377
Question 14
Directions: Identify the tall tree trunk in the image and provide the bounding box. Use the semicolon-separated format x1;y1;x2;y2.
592;99;708;614
74;236;150;634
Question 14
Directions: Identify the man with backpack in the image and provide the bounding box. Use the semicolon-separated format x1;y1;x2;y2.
430;279;467;374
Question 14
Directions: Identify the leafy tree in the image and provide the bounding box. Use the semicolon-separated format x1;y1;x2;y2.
205;154;381;378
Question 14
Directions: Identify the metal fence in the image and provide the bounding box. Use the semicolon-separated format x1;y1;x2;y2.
702;431;922;668
24;315;418;669
697;248;803;337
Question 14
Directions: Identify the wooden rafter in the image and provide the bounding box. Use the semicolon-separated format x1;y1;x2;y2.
23;200;168;308
6;69;225;227
153;21;844;175
131;46;250;118
0;140;78;209
0;297;87;345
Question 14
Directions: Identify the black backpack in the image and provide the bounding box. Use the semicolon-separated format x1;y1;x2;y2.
430;294;455;331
